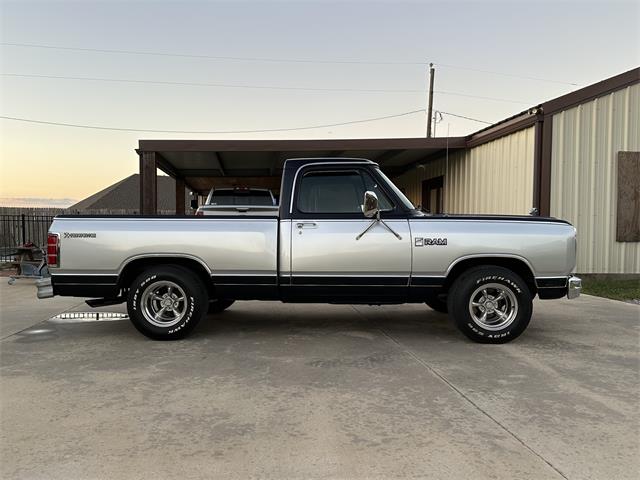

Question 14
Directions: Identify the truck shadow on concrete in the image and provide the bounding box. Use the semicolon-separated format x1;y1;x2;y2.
13;303;464;344
196;304;460;341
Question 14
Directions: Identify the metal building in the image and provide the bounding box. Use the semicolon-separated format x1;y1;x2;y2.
393;67;639;274
137;67;639;275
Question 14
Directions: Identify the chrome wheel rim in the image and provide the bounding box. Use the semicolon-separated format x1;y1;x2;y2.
468;283;518;331
141;280;187;328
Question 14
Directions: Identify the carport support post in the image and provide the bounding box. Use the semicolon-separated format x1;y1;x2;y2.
175;178;186;215
139;151;157;215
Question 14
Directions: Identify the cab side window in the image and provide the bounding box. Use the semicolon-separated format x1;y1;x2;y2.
298;171;362;213
297;169;394;214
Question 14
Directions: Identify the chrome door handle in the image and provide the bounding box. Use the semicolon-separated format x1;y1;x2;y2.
296;222;317;229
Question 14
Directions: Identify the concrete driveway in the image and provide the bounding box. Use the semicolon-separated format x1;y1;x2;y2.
1;281;638;479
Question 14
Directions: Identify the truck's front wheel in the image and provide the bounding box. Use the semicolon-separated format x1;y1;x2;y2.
447;266;532;344
127;266;208;340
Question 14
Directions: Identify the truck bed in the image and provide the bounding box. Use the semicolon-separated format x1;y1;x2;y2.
51;215;278;277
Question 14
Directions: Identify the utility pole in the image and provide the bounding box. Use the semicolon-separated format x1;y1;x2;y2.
426;63;435;138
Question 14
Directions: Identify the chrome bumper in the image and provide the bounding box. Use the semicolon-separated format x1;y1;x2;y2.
567;276;582;299
36;277;54;299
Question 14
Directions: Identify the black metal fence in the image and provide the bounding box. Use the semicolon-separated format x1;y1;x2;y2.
0;214;55;262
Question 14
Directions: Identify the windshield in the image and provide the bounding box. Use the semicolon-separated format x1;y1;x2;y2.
375;168;415;210
207;190;274;206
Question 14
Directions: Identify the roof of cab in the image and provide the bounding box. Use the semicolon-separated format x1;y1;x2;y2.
283;158;377;170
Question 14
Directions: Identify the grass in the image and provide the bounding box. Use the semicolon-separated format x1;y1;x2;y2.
581;278;640;302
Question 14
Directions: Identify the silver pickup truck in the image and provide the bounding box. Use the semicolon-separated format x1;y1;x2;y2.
38;158;581;343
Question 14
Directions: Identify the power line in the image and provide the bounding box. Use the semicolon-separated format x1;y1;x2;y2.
0;72;423;94
436;89;530;105
435;63;580;86
437;111;493;124
1;42;579;85
1;72;534;104
0;42;424;66
0;109;426;134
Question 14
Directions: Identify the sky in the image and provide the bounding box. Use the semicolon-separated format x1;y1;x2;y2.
0;0;638;205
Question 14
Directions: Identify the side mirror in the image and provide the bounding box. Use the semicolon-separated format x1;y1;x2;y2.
190;199;198;210
362;191;379;218
356;190;402;240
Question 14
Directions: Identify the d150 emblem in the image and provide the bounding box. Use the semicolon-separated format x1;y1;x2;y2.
415;237;447;246
63;232;97;239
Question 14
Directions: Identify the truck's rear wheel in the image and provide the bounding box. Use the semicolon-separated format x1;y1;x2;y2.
127;265;208;340
447;266;532;343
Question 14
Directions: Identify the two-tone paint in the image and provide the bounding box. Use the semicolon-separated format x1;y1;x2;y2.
45;158;578;304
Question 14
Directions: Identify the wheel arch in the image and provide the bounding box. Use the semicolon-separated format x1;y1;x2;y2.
117;255;214;297
444;254;537;295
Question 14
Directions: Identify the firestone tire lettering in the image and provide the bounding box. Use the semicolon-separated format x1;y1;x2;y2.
448;265;533;344
126;266;208;340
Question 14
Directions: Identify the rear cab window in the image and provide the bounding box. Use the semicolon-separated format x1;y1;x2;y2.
207;189;275;206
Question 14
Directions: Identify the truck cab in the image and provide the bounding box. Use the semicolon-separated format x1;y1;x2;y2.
278;158;415;303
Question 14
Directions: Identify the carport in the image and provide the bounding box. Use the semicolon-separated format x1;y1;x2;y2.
136;137;467;214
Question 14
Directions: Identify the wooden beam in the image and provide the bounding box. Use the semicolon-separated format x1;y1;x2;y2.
175;178;186;215
214;152;226;176
388;150;447;176
373;150;406;165
139;151;157;215
184;176;281;193
138;137;468;153
155;152;179;178
155;152;200;194
269;152;287;176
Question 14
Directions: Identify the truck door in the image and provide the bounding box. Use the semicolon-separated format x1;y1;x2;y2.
286;165;411;302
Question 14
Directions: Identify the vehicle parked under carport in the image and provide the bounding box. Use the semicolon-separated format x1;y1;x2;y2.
38;158;582;343
195;186;278;216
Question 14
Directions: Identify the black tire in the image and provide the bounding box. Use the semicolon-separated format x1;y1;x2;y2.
447;266;532;344
425;292;448;313
208;299;235;314
127;265;208;340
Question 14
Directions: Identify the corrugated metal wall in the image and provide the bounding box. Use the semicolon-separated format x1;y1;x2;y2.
550;83;640;274
393;126;535;215
447;127;535;214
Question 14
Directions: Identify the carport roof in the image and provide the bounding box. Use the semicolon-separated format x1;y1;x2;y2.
137;137;467;184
